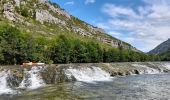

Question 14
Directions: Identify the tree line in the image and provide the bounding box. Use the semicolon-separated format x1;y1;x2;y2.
0;25;161;65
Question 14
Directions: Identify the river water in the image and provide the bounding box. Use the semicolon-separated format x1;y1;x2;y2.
1;73;170;100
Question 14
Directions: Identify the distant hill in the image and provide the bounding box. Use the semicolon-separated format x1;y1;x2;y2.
149;39;170;54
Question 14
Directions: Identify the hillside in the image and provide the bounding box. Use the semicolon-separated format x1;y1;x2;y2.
0;0;138;51
149;39;170;54
0;0;158;64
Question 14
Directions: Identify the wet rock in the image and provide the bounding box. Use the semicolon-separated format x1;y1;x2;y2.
125;71;131;75
41;65;76;84
163;69;170;73
0;62;169;87
134;70;140;75
110;72;118;77
117;72;124;76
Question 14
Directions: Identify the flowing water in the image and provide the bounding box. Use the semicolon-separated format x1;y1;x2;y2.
0;74;169;100
0;64;169;100
0;70;15;94
19;66;45;89
65;67;112;83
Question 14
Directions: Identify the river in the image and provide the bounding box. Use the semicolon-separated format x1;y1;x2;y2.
0;63;170;100
0;73;170;100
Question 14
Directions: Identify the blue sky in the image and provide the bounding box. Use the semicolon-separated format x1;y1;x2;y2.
50;0;170;52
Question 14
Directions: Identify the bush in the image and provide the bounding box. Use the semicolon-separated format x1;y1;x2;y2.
21;7;29;17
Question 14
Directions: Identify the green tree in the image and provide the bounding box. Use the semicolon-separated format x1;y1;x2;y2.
51;35;71;63
0;25;22;64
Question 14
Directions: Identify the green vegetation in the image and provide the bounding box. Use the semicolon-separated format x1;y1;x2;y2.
0;24;161;65
160;50;170;61
20;7;29;17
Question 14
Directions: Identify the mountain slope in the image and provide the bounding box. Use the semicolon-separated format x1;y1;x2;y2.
0;0;138;51
0;0;155;65
160;50;170;61
149;39;170;54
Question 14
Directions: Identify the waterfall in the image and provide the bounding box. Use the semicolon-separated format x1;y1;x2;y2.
0;70;15;94
19;66;45;89
164;63;170;70
65;67;112;83
132;64;160;74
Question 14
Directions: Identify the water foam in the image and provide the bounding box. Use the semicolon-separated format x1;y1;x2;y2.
0;70;15;94
132;64;160;74
164;63;170;70
20;66;45;89
65;67;112;83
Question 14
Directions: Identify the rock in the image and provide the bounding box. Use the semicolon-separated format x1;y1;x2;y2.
14;0;20;6
0;0;139;52
117;72;124;76
36;10;66;26
71;25;92;37
40;65;75;84
3;3;16;21
134;69;140;74
47;3;71;19
39;0;49;3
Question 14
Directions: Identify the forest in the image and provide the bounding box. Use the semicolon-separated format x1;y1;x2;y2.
0;25;161;65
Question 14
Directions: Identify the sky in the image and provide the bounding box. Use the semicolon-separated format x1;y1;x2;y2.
50;0;170;52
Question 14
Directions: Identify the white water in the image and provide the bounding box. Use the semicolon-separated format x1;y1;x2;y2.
164;63;170;70
19;66;45;89
0;70;15;94
132;64;160;74
65;67;112;83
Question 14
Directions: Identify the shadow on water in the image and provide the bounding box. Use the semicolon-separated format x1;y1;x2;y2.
1;74;170;100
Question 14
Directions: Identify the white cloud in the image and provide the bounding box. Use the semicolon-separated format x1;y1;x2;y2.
97;0;170;52
108;31;123;38
102;4;141;19
85;0;95;5
64;1;74;6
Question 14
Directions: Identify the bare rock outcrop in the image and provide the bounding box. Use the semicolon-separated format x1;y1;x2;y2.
72;26;92;37
47;3;71;19
3;3;16;21
36;10;66;26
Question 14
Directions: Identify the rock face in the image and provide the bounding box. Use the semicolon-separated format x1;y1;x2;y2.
36;10;66;25
39;0;48;3
46;3;71;19
0;0;139;52
3;3;15;21
149;39;170;54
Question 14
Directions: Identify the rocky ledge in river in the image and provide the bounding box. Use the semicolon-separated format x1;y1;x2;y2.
0;62;170;86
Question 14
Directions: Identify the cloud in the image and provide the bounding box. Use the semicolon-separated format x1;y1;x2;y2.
108;31;123;39
97;0;170;52
102;4;141;19
85;0;95;5
64;1;74;6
